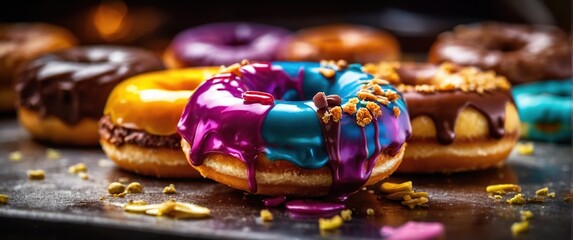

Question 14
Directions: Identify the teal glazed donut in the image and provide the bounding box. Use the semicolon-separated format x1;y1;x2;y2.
177;61;411;198
512;79;572;142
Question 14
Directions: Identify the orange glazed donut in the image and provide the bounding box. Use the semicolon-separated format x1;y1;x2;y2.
99;67;220;178
279;24;400;63
0;23;77;111
364;62;520;173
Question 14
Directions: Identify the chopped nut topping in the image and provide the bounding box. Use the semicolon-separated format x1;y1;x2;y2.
9;151;22;161
520;210;533;221
366;102;382;118
362;62;400;84
381;181;413;193
330;106;342;122
507;193;526;204
107;182;125;194
511;221;529;236
393;106;401;118
0;194;8;204
376;96;390;106
163;184;177;194
384;89;400;101
46;148;61;160
372;84;384;95
356;108;373;127
126;182;143;194
27;169;45;180
535;187;549;196
357;90;378;101
260;209;273;222
516;142;534;155
342;98;358;115
366;208;375;216
319;68;336;79
319;215;343;231
68;163;87;174
340;209;352;221
402;195;429;209
322;111;332;124
486;184;521;194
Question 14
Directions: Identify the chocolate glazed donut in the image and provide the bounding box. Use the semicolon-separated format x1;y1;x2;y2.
15;46;165;146
428;22;571;85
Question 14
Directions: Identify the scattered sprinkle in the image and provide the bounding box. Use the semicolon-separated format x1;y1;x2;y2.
107;182;125;194
507;193;526;205
319;68;336;79
392;106;400;117
547;192;556;198
128;200;147;205
9;151;22;161
319;215;343;231
123;199;210;219
381;181;413;193
516;142;534;155
78;172;89;180
46;148;61;159
260;209;273;222
163;184;177;194
0;194;8;204
366;208;375;216
340;209;352;221
402;195;429;209
520;210;533;221
486;184;521;194
27;169;45;180
535;187;549;196
126;182;143;194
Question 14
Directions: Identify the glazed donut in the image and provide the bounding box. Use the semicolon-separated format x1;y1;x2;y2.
363;62;520;173
0;22;77;111
15;46;165;146
177;60;411;197
512;79;571;142
99;67;220;178
428;21;572;85
163;22;290;68
279;24;400;64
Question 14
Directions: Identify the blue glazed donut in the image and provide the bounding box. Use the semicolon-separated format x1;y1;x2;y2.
512;79;572;142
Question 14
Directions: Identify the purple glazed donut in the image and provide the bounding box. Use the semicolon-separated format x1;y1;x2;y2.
163;22;291;68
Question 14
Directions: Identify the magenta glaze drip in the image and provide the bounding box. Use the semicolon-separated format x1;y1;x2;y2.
177;73;273;193
380;221;445;240
263;196;287;207
285;200;345;216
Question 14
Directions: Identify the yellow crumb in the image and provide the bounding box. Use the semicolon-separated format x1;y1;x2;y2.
27;169;45;180
45;148;61;159
381;181;413;193
9;151;22;161
511;221;529;236
535;187;549;196
260;209;273;222
163;184;176;194
507;193;526;204
366;208;375;216
68;163;87;174
516;142;534;155
486;184;521;194
78;172;89;180
520;210;533;221
547;192;556;198
402;196;429;209
126;182;143;194
0;194;8;204
340;209;352;221
319;215;343;231
107;182;125;194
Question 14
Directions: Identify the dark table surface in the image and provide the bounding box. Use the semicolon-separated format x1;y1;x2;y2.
0;115;571;240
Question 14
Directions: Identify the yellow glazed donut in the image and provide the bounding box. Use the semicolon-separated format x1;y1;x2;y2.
99;67;220;178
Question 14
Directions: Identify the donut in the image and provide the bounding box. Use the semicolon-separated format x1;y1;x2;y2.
512;79;571;142
99;67;220;178
0;22;77;111
363;62;520;173
279;24;400;64
428;21;572;85
177;60;411;198
163;22;290;68
15;46;165;146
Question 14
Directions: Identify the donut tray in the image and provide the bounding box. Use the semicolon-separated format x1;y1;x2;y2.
0;115;571;240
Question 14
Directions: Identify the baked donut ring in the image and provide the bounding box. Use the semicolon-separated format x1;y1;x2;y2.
279;24;400;63
364;62;520;173
15;46;165;146
177;60;411;197
100;67;220;178
163;22;290;68
0;23;77;111
428;21;571;85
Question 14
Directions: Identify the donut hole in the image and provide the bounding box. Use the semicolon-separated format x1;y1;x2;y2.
486;40;526;53
226;38;251;47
